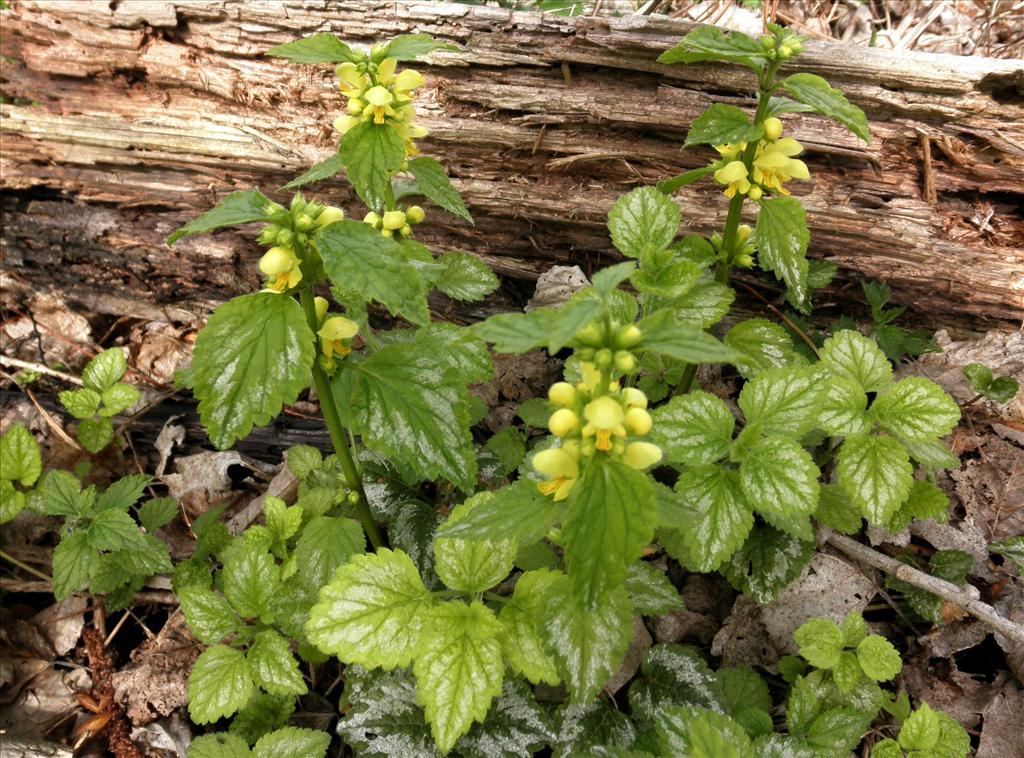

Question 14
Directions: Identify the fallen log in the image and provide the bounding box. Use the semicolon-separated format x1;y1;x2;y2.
1;0;1022;329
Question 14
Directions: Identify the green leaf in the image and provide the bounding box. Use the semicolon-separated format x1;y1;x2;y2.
840;613;868;647
753;734;817;758
629;645;726;723
474;298;603;354
608;187;680;259
990;536;1024;571
635;310;739;363
738;365;824;438
780;73;869;143
541;578;633;702
721;524;814;604
754;196;811;312
77;417;113;453
435;493;517;593
962;362;993;393
383;34;458;61
935;712;971;758
655;706;751;758
593;261;638;294
684;104;762;148
0;424;41;487
651;390;734;467
247;630;307;696
901;437;960;471
305;548;434;670
886;479;949;533
433;252;497;301
388;499;441;587
930;549;973;585
222;545;280;619
818;376;870;436
411;323;493;384
717;666;771;715
178;585;240;644
625;561;684;616
341;120;406;209
499;569;562;686
657;26;766;72
294;516;364;592
338;667;440;758
168;190;274;245
815;484;862;534
407;156;473;223
552;700;637;756
284;152;344;189
191;293;314;450
562;458;658;608
964;364;1020;404
414;601;505;753
656;167;714;195
785;674;821;735
899;703;940;752
99;383;140;415
96;474;150;512
52;531;94;600
739;436;820;538
483;427;527;475
832;651;863;693
668;465;752;572
252;728;328;758
0;482;25;524
724;319;800;379
59;388;102;419
318;220;430;325
348;341;476;491
671;281;734;329
265;33;359;63
632;260;702;300
820;330;893;393
437;479;557;543
837;434;913;525
871;377;960;440
457;678;557;758
805;707;871;756
88;508;149;552
188;733;252;758
985;376;1020;404
855;635;902;682
794;618;844;669
286;445;321;480
188;644;255;724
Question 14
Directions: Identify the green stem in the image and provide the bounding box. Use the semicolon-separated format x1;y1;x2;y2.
299;289;384;549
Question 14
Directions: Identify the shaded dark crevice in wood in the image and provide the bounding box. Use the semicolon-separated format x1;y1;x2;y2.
0;0;1021;331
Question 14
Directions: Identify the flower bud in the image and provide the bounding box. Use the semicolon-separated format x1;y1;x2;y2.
748;186;763;201
763;117;783;141
296;213;315;232
735;253;755;268
277;228;295;246
548;382;577;407
615;324;643;349
399;160;409;171
363;212;381;227
259;247;295;277
406;205;426;224
257;226;278;245
348;491;361;506
623;441;662;470
400;224;412;237
622;387;648;410
316;207;345;227
737;224;753;243
381;210;406;231
624;407;652;436
289;194;306;214
548;408;579;437
380;229;393;238
594;348;613;369
314;296;329;324
333;115;359;135
347;98;365;115
576;323;603;347
576;348;595;363
614;351;636;374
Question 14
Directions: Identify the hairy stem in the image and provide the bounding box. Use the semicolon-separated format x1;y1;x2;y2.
822;528;1024;646
300;289;384;549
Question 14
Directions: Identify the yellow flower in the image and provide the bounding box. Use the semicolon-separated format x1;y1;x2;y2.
336;62;365;95
259;247;302;292
406;205;426;225
548;382;576;407
548;408;579;437
376;57;397;85
752;138;809;195
381;210;406;231
333;115;360;135
714;160;751;199
714;142;746;162
314;296;329;325
317;316;359;360
582;396;626;452
316;206;345;228
621;387;648;410
394;68;424;94
624;407;652;436
363;86;396;124
533;445;580;501
623;441;662;470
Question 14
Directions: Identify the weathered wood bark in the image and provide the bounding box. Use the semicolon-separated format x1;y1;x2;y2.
1;0;1022;328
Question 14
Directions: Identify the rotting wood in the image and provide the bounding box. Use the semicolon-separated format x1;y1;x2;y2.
0;0;1022;328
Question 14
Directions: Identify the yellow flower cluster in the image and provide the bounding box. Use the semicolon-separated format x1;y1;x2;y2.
712;117;810;201
362;205;426;240
313;296;359;372
257;203;344;293
332;57;428;157
532;364;662;501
